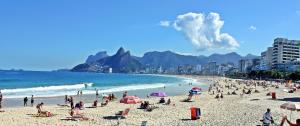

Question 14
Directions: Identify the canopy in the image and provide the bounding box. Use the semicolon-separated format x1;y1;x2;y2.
191;87;201;91
150;91;167;97
280;102;300;120
120;96;142;104
280;102;300;111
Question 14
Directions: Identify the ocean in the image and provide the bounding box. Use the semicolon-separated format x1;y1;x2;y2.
0;70;200;99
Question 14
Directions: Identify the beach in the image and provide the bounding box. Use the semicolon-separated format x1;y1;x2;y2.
0;76;300;126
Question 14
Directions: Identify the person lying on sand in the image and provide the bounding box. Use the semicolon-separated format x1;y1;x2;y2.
69;108;89;120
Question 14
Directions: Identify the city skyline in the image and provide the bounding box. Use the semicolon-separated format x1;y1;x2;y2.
0;0;300;70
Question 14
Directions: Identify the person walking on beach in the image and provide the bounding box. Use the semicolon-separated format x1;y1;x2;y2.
65;95;68;104
70;96;74;109
30;95;34;107
262;108;273;126
96;89;99;98
0;90;2;109
24;97;28;107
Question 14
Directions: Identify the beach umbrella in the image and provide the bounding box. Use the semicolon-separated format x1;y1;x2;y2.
280;102;300;120
150;91;167;97
120;96;142;104
189;90;201;95
191;87;201;91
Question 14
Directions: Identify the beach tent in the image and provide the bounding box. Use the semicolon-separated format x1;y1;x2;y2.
120;96;142;104
150;91;167;97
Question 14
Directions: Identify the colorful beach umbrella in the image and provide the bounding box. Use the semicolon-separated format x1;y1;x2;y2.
280;102;300;120
191;87;202;91
150;91;167;97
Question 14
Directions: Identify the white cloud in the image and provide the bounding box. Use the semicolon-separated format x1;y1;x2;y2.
159;20;171;27
161;12;239;51
249;25;257;31
297;10;300;16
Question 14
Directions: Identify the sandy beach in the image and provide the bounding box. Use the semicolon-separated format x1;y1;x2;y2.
0;76;300;126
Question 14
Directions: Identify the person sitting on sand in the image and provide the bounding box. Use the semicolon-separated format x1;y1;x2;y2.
111;93;116;100
165;98;171;105
92;100;97;108
36;102;51;116
220;93;224;99
232;91;237;95
101;99;109;107
69;108;89;120
75;101;84;110
262;108;273;126
159;98;165;103
215;94;220;99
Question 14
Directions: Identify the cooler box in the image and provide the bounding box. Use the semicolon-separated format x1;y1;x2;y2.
190;107;197;120
271;92;276;99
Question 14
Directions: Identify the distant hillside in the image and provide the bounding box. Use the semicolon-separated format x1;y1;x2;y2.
206;52;243;65
71;47;259;73
140;51;206;68
85;51;108;63
72;47;142;73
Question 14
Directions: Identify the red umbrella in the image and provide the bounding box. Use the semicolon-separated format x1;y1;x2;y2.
191;87;201;91
120;96;142;104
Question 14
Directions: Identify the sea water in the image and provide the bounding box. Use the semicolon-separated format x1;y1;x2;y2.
0;70;199;99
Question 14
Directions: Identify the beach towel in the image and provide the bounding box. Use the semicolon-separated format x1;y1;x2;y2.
28;113;56;117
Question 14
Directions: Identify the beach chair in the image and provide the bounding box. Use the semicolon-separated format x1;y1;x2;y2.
115;108;130;119
141;121;147;126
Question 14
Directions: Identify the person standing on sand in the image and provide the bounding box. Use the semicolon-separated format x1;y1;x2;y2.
24;97;28;107
262;108;273;126
0;90;2;109
70;96;74;109
96;89;99;98
80;90;83;96
30;95;34;107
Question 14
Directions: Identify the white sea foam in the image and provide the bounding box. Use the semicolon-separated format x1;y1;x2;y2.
1;83;93;93
1;83;166;98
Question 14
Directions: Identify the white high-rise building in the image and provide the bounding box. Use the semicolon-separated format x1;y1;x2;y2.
272;38;300;68
260;47;273;70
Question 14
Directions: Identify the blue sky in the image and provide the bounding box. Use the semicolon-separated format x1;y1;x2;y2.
0;0;300;70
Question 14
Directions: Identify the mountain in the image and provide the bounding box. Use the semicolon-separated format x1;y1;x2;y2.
140;51;206;68
71;47;259;73
85;51;108;63
72;47;142;73
206;52;243;65
244;54;259;60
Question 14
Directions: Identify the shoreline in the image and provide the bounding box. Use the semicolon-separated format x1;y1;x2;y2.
0;74;208;108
